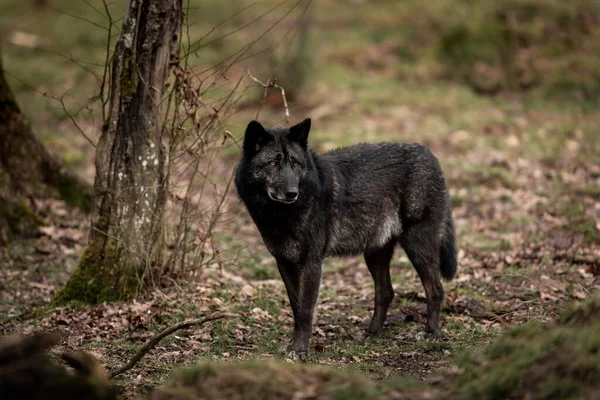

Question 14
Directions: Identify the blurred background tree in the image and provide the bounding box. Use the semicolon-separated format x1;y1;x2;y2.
0;45;92;243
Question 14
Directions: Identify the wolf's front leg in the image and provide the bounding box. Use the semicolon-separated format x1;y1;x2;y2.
277;259;322;361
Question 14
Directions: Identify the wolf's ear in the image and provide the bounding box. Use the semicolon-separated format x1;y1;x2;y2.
243;120;272;153
288;118;311;148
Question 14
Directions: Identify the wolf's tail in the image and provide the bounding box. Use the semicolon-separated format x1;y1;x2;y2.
439;214;457;281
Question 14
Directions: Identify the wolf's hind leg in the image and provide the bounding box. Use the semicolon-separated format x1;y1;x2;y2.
364;241;396;339
400;222;444;338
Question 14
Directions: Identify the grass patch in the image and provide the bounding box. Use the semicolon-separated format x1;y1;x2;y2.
450;164;519;190
557;199;600;244
573;184;600;200
577;221;600;245
154;359;394;400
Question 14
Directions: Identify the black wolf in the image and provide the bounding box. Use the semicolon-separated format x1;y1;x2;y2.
235;118;457;360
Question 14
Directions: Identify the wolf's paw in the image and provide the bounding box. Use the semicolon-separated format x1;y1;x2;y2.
362;330;382;343
283;343;308;362
425;327;441;340
284;349;308;362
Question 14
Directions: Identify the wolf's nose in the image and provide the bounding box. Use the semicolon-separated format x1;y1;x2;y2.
285;190;298;200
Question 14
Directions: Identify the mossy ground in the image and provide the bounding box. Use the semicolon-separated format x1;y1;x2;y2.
0;193;46;244
451;294;600;400
1;0;599;399
151;295;600;400
152;360;391;400
53;238;137;306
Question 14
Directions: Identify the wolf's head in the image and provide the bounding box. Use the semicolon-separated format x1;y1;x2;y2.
239;118;312;204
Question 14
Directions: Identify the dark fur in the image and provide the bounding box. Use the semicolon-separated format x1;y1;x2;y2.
235;118;457;360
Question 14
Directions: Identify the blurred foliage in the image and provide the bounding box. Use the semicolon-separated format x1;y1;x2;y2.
2;0;598;109
436;0;600;101
151;359;427;400
268;3;314;100
0;333;117;400
452;294;600;400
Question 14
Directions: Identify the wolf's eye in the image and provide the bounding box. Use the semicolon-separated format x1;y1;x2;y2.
292;161;298;167
270;161;277;166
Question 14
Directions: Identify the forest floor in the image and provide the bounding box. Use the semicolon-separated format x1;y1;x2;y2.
1;88;599;398
1;0;600;398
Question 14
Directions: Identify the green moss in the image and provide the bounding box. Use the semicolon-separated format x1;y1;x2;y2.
438;23;506;69
120;55;138;97
573;185;600;200
561;200;585;219
557;200;599;244
488;167;519;189
451;194;466;207
545;74;600;107
453;294;600;400
559;295;600;327
177;363;218;386
101;119;110;133
333;384;382;400
53;238;136;305
0;195;46;244
154;359;389;400
578;221;600;244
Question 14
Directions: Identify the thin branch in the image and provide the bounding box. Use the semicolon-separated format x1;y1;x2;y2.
255;76;270;120
109;313;236;379
247;69;290;123
271;0;312;78
32;47;103;82
185;1;259;56
82;0;106;19
45;5;109;31
100;0;114;121
4;66;97;148
192;0;304;81
188;1;277;55
58;96;97;148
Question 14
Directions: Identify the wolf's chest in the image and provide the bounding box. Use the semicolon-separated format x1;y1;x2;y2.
262;234;304;263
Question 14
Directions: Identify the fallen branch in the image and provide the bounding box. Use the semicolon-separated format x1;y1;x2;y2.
109;312;236;379
247;69;290;123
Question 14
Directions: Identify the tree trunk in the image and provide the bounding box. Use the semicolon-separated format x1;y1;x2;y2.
0;48;93;213
55;0;182;304
0;180;46;245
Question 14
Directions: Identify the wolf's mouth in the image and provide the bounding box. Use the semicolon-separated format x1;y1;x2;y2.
267;189;298;204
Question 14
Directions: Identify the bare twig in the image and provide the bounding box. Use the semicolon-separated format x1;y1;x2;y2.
109;312;236;379
100;0;114;121
3;70;97;147
58;95;97;148
185;1;260;57
247;69;290;123
44;5;109;31
193;0;304;82
82;0;106;19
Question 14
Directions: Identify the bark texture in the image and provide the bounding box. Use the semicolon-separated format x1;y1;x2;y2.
0;49;93;212
56;0;182;303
